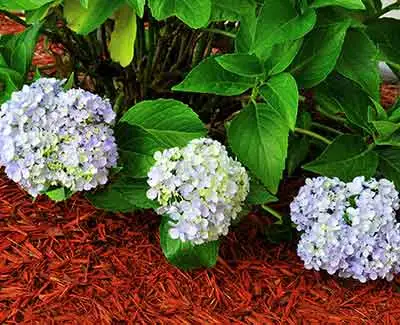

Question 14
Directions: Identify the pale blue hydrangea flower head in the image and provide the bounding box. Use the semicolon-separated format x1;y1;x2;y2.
0;78;118;197
147;138;250;245
291;176;400;282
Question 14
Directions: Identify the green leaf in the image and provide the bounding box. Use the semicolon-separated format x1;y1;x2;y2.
287;136;310;175
235;9;257;53
228;102;289;194
313;81;344;114
64;72;75;90
64;0;124;35
366;19;400;71
0;67;23;103
377;148;400;189
247;178;278;205
216;54;264;78
316;74;374;133
87;176;158;212
251;0;316;59
210;0;256;21
117;99;207;178
160;216;219;270
389;100;400;123
303;135;379;181
80;0;89;8
109;4;137;67
264;38;303;76
126;0;145;18
26;1;58;24
290;11;351;88
361;0;382;15
372;120;400;140
148;0;212;29
172;57;255;96
336;29;380;99
2;24;42;77
310;0;366;9
259;73;299;131
46;187;73;202
0;0;54;10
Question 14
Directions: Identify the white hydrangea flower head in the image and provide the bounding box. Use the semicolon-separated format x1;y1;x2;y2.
0;78;118;197
291;176;400;282
147;138;250;245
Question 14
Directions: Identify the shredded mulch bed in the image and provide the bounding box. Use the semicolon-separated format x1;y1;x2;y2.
1;13;400;324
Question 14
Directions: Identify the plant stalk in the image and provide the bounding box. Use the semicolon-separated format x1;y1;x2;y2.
295;128;333;145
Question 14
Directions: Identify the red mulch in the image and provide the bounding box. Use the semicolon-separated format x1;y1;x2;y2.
2;176;400;325
1;14;400;325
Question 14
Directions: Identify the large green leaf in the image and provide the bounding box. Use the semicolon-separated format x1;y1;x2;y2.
216;54;264;77
361;0;382;15
26;1;59;24
290;11;351;88
0;67;23;103
46;187;74;202
117;99;207;178
246;178;278;205
303;135;379;181
210;0;256;21
235;9;257;53
310;0;365;9
2;24;42;77
126;0;145;17
336;29;380;99
372;120;400;142
313;80;344;114
259;73;299;130
287;136;310;176
318;74;374;133
366;19;400;71
0;0;54;10
109;4;137;67
64;0;124;35
264;39;303;76
87;176;158;212
228;102;289;194
160;216;219;270
377;148;400;189
251;0;316;59
148;0;212;28
172;57;255;96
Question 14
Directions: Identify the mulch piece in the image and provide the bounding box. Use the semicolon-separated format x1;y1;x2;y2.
1;14;400;325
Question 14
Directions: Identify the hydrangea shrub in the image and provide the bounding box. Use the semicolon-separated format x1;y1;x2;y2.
0;0;399;271
0;78;118;198
147;138;249;245
291;177;400;282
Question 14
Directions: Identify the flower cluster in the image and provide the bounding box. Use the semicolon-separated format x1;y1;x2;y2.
0;78;118;197
291;176;400;282
147;138;250;245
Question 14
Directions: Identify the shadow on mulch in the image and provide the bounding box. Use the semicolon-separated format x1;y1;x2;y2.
1;12;400;325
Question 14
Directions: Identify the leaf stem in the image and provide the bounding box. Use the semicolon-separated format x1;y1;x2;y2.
261;205;284;225
201;28;237;39
295;128;333;145
311;122;343;135
315;105;347;123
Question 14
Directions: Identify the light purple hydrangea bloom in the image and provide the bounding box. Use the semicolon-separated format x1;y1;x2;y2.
146;138;250;245
0;78;118;197
291;176;400;282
